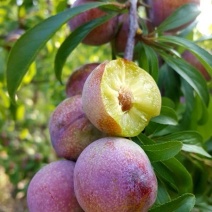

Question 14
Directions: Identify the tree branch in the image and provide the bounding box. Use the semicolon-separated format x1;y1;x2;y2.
124;0;139;60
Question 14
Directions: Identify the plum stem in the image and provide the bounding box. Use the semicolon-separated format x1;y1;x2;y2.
124;0;139;61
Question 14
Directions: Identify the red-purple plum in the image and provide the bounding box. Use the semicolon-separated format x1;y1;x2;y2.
69;0;118;45
145;0;200;32
49;95;105;160
27;160;83;212
74;137;158;212
66;63;100;97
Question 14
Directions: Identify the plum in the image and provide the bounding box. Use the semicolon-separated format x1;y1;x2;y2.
114;14;131;54
69;0;118;45
74;137;158;212
145;0;200;31
66;63;100;97
49;95;105;160
27;160;83;212
82;58;161;137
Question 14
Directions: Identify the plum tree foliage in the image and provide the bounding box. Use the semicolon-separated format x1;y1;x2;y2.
0;0;212;211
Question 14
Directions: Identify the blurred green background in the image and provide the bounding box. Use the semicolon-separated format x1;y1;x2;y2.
0;0;212;211
0;0;111;211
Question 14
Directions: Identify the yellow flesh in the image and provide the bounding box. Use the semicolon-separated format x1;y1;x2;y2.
101;59;161;137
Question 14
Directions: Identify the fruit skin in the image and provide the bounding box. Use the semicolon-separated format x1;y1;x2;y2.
66;63;100;97
27;160;83;212
182;50;211;81
69;0;118;45
82;58;161;137
74;137;158;212
145;0;200;30
114;14;131;54
49;95;105;160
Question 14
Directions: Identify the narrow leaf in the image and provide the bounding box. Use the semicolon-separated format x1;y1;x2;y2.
158;63;181;103
163;158;193;193
151;106;178;125
161;54;209;106
180;78;199;128
6;2;116;102
155;130;202;144
161;97;176;109
143;44;159;81
182;144;211;158
195;34;212;43
54;14;116;82
153;158;193;194
157;36;212;77
135;133;155;145
150;193;195;212
155;130;211;158
153;162;178;193
195;203;212;211
155;179;171;205
144;121;170;137
142;141;182;162
157;3;200;32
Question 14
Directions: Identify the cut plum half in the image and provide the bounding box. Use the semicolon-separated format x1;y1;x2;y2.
82;58;161;137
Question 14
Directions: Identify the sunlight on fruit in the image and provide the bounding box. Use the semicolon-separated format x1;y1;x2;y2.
197;0;212;35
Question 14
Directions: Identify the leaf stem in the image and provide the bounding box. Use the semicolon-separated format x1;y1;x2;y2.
124;0;139;60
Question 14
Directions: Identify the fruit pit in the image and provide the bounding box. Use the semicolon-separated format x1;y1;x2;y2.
118;87;133;112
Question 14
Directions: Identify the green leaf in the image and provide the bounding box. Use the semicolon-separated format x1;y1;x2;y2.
195;203;212;211
157;36;212;77
155;179;171;205
150;193;195;212
6;2;116;102
142;141;182;162
198;96;212;141
162;97;176;109
135;42;148;71
153;162;178;193
157;3;200;32
161;53;209;106
155;130;203;144
158;63;181;103
180;78;197;129
197;97;208;125
142;44;159;82
155;130;211;158
182;144;211;158
154;158;193;194
135;134;182;162
195;34;212;43
135;132;155;145
180;83;208;128
151;106;178;125
144;121;170;137
54;14;116;82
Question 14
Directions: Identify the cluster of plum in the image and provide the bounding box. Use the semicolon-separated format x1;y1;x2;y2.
27;57;161;211
26;0;204;211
